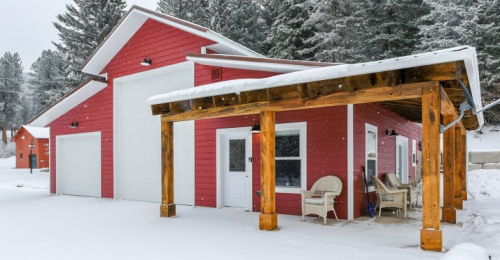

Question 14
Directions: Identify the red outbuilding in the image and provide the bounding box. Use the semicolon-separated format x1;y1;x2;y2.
11;126;50;169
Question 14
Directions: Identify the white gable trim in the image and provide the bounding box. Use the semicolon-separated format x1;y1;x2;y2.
82;6;263;76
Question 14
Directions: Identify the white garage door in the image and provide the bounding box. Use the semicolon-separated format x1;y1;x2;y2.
115;62;195;205
57;132;101;197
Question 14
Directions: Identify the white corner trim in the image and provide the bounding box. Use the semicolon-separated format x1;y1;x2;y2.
347;105;354;220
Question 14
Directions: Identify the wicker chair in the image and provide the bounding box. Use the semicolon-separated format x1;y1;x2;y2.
371;175;407;218
385;173;419;209
301;176;343;224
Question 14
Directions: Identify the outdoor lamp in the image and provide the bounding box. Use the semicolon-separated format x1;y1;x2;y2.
141;57;152;66
386;127;399;137
250;122;260;133
69;121;79;128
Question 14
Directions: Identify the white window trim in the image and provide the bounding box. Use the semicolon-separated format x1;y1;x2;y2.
365;123;378;192
275;122;307;194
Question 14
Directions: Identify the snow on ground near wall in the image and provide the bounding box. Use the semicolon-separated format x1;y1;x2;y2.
440;243;489;260
0;156;15;169
468;125;500;150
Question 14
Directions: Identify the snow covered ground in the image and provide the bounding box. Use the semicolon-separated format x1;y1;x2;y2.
0;147;499;260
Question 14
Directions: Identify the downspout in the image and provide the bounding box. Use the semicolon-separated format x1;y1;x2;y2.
440;79;500;133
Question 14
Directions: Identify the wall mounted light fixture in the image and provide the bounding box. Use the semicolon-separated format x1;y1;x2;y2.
386;127;399;137
141;57;152;66
250;122;260;133
69;121;79;128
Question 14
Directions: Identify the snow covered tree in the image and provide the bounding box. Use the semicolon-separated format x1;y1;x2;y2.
265;0;314;60
156;0;209;27
417;0;473;52
363;0;430;60
300;0;368;63
29;50;70;116
223;0;269;54
0;52;23;144
53;0;126;85
472;0;500;123
207;0;233;35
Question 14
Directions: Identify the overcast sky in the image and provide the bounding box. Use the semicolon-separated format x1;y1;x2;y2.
0;0;158;72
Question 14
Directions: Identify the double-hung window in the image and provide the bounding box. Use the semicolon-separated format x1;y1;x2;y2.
275;122;307;193
365;124;378;187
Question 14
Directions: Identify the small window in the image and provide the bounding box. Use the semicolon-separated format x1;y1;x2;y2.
229;139;246;172
365;124;378;186
275;123;307;193
412;139;417;166
20;153;23;159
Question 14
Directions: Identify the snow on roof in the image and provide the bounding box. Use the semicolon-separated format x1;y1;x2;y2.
186;53;338;73
28;79;107;127
21;126;50;139
82;6;263;75
147;46;484;128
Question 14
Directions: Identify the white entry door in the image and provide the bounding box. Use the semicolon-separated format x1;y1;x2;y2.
396;136;409;183
221;131;252;208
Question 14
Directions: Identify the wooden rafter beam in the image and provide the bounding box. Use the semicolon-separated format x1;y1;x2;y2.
440;87;456;116
160;82;439;122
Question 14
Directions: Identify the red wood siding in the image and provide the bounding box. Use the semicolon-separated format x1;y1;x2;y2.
195;106;349;219
353;103;422;218
14;128;49;169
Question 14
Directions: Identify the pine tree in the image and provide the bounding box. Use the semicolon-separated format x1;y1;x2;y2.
417;0;472;52
156;0;209;27
29;50;69;115
207;0;233;35
473;0;500;123
301;0;368;63
265;0;313;60
0;52;23;144
364;0;430;60
223;0;269;54
53;0;126;85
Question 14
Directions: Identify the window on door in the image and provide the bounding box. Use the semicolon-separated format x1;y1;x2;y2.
229;139;246;172
275;122;307;193
365;124;378;186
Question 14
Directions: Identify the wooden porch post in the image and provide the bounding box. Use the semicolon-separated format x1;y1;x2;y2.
454;126;464;209
462;132;468;201
420;85;442;251
259;110;278;231
442;115;456;223
160;120;176;218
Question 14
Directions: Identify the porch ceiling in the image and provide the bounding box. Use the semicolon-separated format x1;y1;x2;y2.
148;47;482;130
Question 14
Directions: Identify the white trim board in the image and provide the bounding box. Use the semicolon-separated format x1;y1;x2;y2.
347;105;354;220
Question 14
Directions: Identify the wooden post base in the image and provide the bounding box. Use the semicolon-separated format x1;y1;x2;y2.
442;207;456;224
454;197;463;209
160;204;176;218
259;213;278;231
462;191;467;201
420;229;442;252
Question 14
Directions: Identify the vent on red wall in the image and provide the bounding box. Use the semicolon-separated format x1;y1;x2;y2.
211;67;222;81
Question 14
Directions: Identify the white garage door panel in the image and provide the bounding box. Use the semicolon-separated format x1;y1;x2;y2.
117;64;195;204
58;133;101;197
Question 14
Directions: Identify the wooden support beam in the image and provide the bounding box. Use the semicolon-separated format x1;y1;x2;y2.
440;87;456;116
420;85;442;252
442;115;456;224
159;82;438;122
160;120;175;218
454;126;464;209
259;110;278;231
462;133;468;200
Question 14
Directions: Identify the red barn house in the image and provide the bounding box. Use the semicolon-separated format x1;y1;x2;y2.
11;126;50;169
27;6;484;251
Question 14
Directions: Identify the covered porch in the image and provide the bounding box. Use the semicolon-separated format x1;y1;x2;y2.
147;46;483;251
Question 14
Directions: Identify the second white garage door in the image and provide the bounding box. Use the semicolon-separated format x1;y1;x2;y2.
115;62;195;205
56;132;101;197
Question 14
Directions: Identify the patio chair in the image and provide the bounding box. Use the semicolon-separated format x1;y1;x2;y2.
371;175;407;218
385;173;419;209
301;175;342;224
